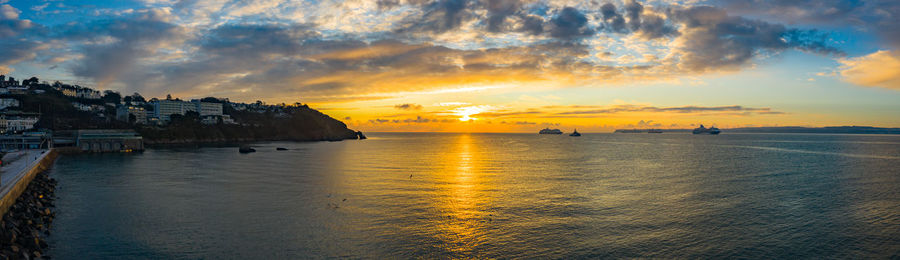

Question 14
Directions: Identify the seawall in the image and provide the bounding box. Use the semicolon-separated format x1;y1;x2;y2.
0;149;58;216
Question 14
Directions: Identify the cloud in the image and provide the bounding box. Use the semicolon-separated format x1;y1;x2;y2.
600;3;626;33
0;39;47;74
549;7;593;39
395;103;423;110
0;0;853;101
67;8;186;87
839;50;900;90
668;5;842;72
714;0;900;48
0;4;33;37
556;104;780;115
396;0;471;34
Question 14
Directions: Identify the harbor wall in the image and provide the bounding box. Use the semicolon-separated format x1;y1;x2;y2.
0;149;58;216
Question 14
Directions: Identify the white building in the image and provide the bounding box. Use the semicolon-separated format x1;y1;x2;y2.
59;86;102;99
192;100;223;116
72;102;92;111
116;105;147;124
0;98;20;110
0;113;39;133
153;99;223;122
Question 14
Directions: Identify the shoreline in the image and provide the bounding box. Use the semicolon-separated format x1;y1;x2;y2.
0;171;56;259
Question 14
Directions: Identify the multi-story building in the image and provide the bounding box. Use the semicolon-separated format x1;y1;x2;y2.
116;105;147;124
0;98;20;110
152;99;223;122
0;112;40;133
191;100;223;116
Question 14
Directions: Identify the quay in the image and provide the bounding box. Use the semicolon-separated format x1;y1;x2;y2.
0;149;58;215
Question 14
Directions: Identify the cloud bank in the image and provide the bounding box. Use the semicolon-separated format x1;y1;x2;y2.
2;0;894;101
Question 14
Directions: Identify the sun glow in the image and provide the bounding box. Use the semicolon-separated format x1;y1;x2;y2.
452;106;489;121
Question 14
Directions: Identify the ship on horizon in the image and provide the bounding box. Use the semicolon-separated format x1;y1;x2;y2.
539;128;563;134
569;129;581;136
692;124;721;135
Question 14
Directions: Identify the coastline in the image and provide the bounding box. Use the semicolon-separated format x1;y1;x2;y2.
0;150;59;259
140;131;364;146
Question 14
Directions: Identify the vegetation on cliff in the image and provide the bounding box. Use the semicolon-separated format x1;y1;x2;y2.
136;105;359;144
0;75;361;144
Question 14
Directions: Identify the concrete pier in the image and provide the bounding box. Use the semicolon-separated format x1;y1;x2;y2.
0;149;58;215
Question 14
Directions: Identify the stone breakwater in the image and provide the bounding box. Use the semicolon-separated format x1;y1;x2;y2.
0;171;57;259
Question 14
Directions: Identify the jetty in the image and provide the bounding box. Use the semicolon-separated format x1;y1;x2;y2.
0;149;58;215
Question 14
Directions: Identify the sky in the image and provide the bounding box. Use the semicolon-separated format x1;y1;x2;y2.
0;0;898;132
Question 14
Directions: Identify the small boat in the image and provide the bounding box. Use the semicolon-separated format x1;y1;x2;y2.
539;128;563;134
239;144;256;153
569;129;581;136
648;129;663;133
276;147;288;151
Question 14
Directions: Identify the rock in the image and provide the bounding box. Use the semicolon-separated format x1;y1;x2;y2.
238;144;256;153
356;131;367;140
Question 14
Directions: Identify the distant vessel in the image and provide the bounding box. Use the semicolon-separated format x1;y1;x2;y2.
239;144;256;153
569;129;581;136
648;129;663;133
539;128;563;134
615;129;643;133
692;125;721;135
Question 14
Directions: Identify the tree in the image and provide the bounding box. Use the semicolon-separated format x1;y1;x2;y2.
23;77;39;86
132;93;146;103
124;96;133;104
166;94;172;100
102;91;122;104
200;97;223;103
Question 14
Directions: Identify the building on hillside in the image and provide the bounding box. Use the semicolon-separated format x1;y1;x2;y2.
0;75;18;87
0;98;20;110
72;102;92;111
152;99;222;122
116;105;147;124
8;85;28;94
58;86;102;99
191;100;223;116
0;112;40;133
152;99;195;122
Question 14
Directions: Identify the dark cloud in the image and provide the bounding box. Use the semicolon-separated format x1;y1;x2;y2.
549;7;594;39
397;0;471;34
66;9;185;87
0;39;45;73
368;116;454;124
484;0;523;32
517;14;544;35
395;103;423;110
600;3;626;33
556;105;779;115
624;0;642;31
668;5;842;72
714;0;899;48
635;13;678;39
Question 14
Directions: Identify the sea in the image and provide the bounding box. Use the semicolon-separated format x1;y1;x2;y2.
45;133;900;258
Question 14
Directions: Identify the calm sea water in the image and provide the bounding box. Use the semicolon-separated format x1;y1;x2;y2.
45;133;900;258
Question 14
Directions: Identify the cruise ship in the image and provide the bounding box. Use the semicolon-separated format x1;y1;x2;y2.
539;128;563;134
692;125;721;135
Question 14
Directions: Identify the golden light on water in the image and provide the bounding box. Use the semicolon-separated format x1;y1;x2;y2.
431;134;491;254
